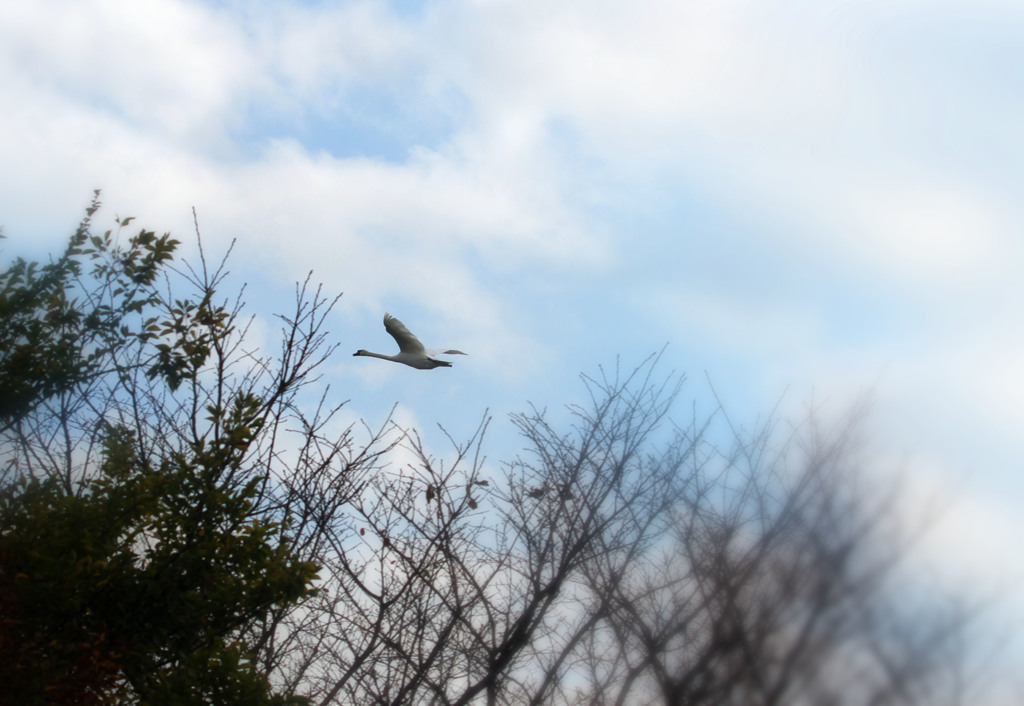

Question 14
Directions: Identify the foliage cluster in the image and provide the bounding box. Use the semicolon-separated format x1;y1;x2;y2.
1;193;315;705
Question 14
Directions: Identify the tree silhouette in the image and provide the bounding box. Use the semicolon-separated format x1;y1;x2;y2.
1;196;325;704
248;355;978;705
1;199;983;705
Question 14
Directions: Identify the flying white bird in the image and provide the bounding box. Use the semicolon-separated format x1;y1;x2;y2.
353;313;467;370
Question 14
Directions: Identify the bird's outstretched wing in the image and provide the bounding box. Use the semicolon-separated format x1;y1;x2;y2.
383;313;426;354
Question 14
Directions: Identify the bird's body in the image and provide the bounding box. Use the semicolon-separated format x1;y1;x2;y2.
354;313;467;370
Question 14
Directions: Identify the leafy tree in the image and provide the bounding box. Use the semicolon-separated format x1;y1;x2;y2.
0;194;319;704
0;193;175;432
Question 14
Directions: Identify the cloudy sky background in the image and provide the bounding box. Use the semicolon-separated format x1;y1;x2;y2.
2;0;1023;692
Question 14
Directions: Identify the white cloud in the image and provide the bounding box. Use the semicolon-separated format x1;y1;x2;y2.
893;451;1024;596
727;156;1016;287
845;179;1006;278
1;0;255;144
245;0;419;107
410;0;1024;291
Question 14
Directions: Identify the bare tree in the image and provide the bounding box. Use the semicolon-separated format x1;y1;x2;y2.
241;354;688;705
250;355;980;706
564;404;976;706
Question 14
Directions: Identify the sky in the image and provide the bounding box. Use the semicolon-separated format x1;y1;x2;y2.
2;0;1023;693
